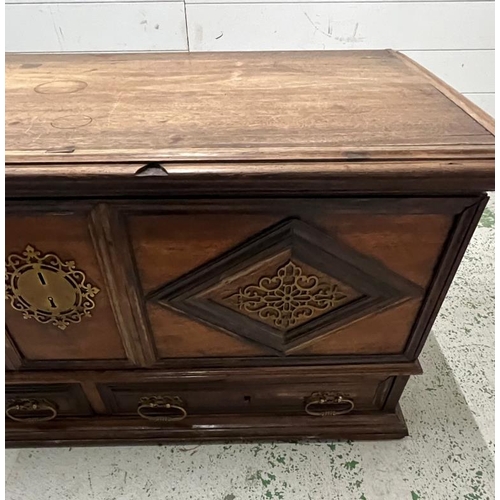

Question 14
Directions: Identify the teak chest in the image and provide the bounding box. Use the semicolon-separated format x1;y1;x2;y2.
5;50;494;446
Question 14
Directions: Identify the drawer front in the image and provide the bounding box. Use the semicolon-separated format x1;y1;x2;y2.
5;383;93;422
126;198;459;361
98;374;394;419
5;214;128;367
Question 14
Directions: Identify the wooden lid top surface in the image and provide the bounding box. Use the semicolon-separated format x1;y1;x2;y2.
6;50;494;167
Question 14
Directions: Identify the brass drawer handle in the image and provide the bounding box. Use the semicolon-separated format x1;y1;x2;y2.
305;392;354;417
137;396;187;422
6;398;58;423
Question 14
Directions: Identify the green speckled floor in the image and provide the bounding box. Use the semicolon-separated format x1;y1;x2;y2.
5;196;495;500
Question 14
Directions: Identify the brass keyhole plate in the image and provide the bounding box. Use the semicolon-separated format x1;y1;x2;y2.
5;245;100;330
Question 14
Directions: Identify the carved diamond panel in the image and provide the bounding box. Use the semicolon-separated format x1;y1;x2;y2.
149;219;422;354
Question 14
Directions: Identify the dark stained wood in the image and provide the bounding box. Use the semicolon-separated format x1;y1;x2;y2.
5;361;423;384
9;359;133;372
315;213;453;288
6;410;409;446
6;364;417;445
5;197;479;217
5;215;128;365
4;51;493;446
296;299;423;356
5;330;23;371
5;51;494;165
391;51;495;135
147;305;268;358
5;159;495;198
89;204;157;367
129;213;281;292
98;374;393;416
383;376;411;412
4;196;481;369
127;201;453;360
150;217;423;355
406;195;489;358
6;383;93;418
80;381;108;415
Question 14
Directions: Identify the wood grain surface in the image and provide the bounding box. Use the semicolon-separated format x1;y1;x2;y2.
5;215;128;364
5;50;494;164
4;50;493;446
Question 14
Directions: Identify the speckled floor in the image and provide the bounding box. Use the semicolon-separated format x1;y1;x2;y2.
5;196;495;500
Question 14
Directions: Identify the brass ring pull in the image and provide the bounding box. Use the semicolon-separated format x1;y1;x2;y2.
6;398;58;423
305;392;354;417
137;396;187;422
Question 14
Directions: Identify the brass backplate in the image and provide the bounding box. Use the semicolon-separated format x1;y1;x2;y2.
5;245;100;330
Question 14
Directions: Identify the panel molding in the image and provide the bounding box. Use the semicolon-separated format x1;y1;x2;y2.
402;49;494;94
5;167;495;197
465;93;495;118
406;194;489;358
393;51;494;134
89;204;157;367
5;329;23;371
6;410;409;446
5;361;423;384
80;381;108;415
6;325;135;371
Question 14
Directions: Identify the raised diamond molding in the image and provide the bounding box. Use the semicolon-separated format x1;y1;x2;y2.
148;219;422;354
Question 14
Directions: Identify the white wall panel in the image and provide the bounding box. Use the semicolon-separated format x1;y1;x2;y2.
6;2;188;53
186;3;494;51
7;0;180;3
186;0;492;4
403;50;494;93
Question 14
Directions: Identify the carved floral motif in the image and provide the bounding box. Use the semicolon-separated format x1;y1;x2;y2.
228;261;354;330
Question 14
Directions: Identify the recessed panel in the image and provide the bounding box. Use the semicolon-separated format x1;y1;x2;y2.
150;219;423;354
127;206;454;360
5;215;127;363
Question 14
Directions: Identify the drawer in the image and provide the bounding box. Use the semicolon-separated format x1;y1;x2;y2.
5;383;93;423
98;374;395;420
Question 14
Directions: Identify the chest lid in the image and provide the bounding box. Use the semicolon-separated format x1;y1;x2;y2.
5;50;494;195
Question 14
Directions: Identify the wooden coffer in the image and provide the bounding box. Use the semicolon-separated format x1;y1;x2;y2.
5;51;494;446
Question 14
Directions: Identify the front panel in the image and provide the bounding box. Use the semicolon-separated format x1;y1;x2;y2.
5;197;479;369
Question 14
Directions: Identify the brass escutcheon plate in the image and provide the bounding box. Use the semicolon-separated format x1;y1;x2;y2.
5;245;100;330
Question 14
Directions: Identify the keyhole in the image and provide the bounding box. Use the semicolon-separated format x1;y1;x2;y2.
38;272;46;285
47;296;57;309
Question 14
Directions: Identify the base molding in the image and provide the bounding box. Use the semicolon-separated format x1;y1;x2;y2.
6;407;408;447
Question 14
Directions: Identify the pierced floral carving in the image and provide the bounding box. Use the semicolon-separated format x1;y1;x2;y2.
227;261;355;331
5;245;100;330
